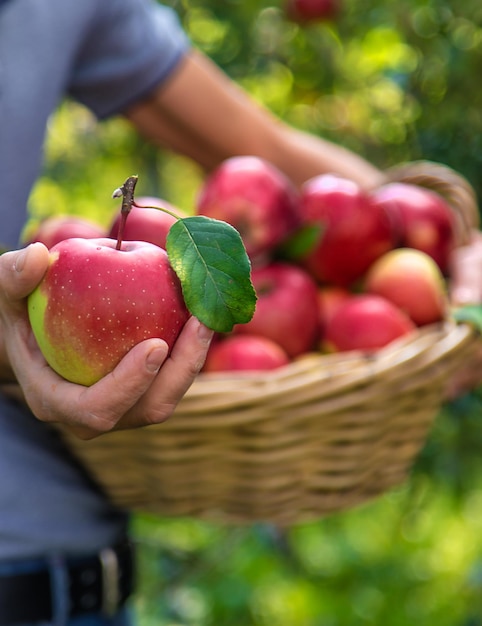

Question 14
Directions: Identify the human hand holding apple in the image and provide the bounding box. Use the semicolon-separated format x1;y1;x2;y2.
0;242;218;438
21;175;256;436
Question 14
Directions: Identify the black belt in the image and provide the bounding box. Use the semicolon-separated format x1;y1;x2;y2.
0;540;135;625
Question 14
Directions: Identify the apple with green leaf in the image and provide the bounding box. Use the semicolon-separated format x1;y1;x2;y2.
28;176;256;386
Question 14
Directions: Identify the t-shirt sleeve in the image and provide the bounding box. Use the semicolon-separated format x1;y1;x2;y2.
68;0;190;119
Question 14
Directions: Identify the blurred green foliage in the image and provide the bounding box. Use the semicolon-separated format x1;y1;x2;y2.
28;0;482;623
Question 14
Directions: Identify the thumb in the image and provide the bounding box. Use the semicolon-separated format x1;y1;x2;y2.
0;243;50;303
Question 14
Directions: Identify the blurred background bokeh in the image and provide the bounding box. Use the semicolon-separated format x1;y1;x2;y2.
28;0;482;623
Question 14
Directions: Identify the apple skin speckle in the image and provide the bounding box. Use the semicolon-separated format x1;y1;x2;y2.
28;237;189;386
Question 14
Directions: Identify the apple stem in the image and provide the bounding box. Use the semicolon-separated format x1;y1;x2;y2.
112;175;139;250
132;201;181;221
112;176;183;251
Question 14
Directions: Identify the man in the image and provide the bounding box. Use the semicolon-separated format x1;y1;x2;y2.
0;0;480;624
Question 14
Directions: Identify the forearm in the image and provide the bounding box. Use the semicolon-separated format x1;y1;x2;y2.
268;124;386;190
125;49;385;189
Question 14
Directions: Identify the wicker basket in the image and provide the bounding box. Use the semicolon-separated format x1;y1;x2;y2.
58;161;481;527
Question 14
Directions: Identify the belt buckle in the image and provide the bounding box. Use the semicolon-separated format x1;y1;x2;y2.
99;547;120;617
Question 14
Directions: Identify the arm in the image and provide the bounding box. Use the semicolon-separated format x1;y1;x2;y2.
124;49;385;190
0;244;213;439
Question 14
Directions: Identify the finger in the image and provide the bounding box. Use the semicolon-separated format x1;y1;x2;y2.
0;243;50;308
122;316;214;428
15;334;169;439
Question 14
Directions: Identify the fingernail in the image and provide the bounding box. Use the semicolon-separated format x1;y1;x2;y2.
197;321;214;343
146;345;167;373
14;246;29;273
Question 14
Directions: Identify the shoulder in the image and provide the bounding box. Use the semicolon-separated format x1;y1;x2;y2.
69;0;191;118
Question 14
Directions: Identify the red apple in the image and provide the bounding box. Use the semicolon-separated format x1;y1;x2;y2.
317;286;352;337
324;294;416;353
299;174;395;287
285;0;340;23
24;215;106;249
27;237;189;386
233;262;320;358
369;182;456;274
109;196;186;249
203;334;290;373
365;248;448;326
196;156;301;262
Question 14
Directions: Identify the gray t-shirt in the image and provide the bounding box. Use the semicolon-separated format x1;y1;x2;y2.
0;0;189;559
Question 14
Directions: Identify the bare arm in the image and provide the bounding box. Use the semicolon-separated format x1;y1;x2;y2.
124;49;385;190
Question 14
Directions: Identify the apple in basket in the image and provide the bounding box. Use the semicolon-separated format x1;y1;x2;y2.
316;285;352;337
323;293;416;353
369;182;456;274
285;0;341;23
203;334;290;373
196;155;301;263
365;248;448;327
233;261;320;358
23;215;106;249
298;174;395;287
108;196;187;250
27;176;256;386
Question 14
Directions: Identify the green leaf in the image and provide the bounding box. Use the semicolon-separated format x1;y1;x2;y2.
453;305;482;333
166;216;257;333
276;223;324;261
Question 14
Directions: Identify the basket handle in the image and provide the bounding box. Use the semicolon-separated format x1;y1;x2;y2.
385;160;480;246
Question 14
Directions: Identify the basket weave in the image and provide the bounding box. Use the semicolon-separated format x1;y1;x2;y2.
58;161;481;526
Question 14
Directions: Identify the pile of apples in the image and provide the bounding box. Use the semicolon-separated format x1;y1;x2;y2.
27;155;458;376
193;156;457;373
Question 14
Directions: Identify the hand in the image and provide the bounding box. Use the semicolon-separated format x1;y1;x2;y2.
450;230;482;306
0;243;213;439
445;230;482;399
